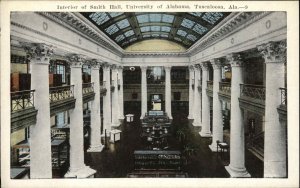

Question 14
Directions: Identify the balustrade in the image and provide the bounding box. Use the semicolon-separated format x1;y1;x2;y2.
219;82;231;94
49;85;74;103
82;82;94;95
279;88;287;106
11;90;35;112
240;84;265;101
207;81;213;91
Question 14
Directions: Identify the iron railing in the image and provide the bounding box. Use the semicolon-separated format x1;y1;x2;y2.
82;82;94;95
207;81;213;91
219;82;231;94
49;85;74;103
279;88;287;106
11;90;35;112
240;84;265;101
100;81;106;90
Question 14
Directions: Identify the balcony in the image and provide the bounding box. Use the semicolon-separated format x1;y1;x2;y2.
197;80;202;91
100;81;107;96
218;82;231;101
82;82;95;103
239;84;265;114
49;85;76;116
11;90;37;132
191;79;195;89
206;81;213;97
111;80;115;92
118;79;121;90
278;88;287;121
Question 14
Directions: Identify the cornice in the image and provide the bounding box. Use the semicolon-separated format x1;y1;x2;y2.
39;12;124;57
122;52;189;58
187;12;272;56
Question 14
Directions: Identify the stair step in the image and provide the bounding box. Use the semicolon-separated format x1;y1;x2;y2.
248;147;264;161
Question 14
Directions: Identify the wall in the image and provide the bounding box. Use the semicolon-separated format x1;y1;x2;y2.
11;128;25;146
125;39;186;52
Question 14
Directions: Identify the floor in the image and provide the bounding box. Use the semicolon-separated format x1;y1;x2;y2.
82;111;264;178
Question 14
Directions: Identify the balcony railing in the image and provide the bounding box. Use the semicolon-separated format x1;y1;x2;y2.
279;88;287;106
207;81;213;91
117;79;121;90
240;84;265;101
191;79;195;89
82;82;94;95
11;90;35;112
111;80;115;91
197;79;202;90
219;82;231;94
49;85;74;103
100;81;106;90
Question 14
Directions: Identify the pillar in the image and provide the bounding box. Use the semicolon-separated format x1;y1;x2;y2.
111;65;120;127
193;64;201;126
188;65;194;120
199;62;212;137
87;60;104;152
225;53;250;177
165;65;172;119
140;66;147;119
103;64;112;133
258;41;287;177
65;54;96;178
118;66;124;120
26;43;53;178
209;58;223;151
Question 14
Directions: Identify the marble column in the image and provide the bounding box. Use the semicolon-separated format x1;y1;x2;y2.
199;62;212;137
193;64;201;126
25;43;53;178
111;65;120;127
188;65;194;120
87;60;104;152
209;58;223;152
225;53;250;177
103;64;112;134
140;66;147;119
118;66;125;120
65;54;96;178
165;65;172;119
258;41;287;177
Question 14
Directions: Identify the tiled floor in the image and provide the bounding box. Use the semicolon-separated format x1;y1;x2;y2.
83;112;263;178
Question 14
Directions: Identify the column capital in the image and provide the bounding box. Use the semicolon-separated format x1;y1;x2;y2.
200;62;210;71
88;59;103;70
67;54;86;68
23;43;54;64
102;62;111;70
164;65;172;71
194;64;201;71
226;53;243;67
117;65;123;71
188;65;194;71
210;58;223;70
257;40;286;63
140;66;148;72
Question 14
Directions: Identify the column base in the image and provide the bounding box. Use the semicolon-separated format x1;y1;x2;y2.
64;165;96;178
87;144;104;152
225;165;251;178
118;115;125;120
187;115;193;120
193;122;201;127
111;122;120;127
199;131;212;137
208;144;218;152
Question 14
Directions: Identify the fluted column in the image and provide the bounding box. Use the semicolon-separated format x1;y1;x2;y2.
111;65;120;127
65;54;96;178
258;41;287;177
188;65;194;120
199;62;211;137
103;64;112;133
165;65;172;119
225;53;250;177
24;43;53;178
209;58;223;151
118;66;124;120
193;64;201;126
140;66;147;119
87;60;104;152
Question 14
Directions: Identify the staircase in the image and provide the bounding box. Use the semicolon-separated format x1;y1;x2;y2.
247;131;264;161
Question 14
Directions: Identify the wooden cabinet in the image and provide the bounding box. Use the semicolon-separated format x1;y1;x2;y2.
11;73;31;91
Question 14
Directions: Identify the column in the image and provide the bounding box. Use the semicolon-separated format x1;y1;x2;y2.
165;65;172;119
187;65;194;120
140;66;147;119
225;53;250;177
193;64;201;126
118;66;125;120
103;64;112;133
87;60;104;152
199;62;212;137
25;43;53;178
111;65;120;127
258;41;287;177
209;58;223;151
65;54;96;178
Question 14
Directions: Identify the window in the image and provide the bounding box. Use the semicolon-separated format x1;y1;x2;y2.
56;64;65;83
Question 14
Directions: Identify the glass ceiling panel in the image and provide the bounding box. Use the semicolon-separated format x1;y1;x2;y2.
82;12;230;49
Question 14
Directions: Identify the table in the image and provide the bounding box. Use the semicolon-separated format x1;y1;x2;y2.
110;129;122;143
217;141;229;158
